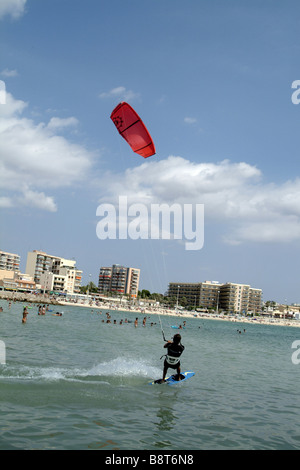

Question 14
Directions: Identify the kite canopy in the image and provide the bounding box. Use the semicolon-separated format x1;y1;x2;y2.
110;102;156;158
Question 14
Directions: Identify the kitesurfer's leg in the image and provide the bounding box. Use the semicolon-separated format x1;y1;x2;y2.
162;361;168;382
176;364;182;380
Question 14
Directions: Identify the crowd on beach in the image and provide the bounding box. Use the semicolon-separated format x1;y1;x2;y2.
1;290;300;328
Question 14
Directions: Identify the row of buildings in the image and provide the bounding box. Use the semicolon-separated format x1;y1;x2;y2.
0;249;82;295
0;250;140;299
167;280;262;315
0;250;262;313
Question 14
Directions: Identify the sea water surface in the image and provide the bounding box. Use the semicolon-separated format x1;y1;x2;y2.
0;300;300;450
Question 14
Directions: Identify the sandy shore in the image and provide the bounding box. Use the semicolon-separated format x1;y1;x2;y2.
57;299;300;329
1;290;299;328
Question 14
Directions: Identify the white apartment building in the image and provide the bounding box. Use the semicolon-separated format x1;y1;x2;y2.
40;265;82;294
26;250;82;294
0;250;20;272
26;251;57;284
219;283;262;314
0;250;37;292
219;283;250;314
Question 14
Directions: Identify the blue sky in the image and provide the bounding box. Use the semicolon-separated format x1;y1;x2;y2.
1;0;300;303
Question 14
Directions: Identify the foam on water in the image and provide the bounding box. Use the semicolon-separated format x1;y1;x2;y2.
0;357;161;383
86;357;161;377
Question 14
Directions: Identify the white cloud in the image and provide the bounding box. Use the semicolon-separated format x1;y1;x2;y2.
0;0;27;20
47;116;79;130
18;187;57;212
0;68;18;77
184;117;197;124
99;86;140;102
0;196;13;208
0;92;94;211
0;91;26;116
97;156;300;244
229;217;300;244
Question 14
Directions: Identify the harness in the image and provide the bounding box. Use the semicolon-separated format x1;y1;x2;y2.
160;343;184;364
165;354;180;365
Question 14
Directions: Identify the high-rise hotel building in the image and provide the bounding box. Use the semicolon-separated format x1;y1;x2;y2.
98;264;140;298
168;280;262;315
168;281;222;310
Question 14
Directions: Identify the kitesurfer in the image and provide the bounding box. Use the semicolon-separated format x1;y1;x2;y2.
161;334;185;383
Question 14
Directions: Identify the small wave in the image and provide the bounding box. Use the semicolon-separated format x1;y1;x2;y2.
83;357;160;378
0;358;161;383
0;364;68;381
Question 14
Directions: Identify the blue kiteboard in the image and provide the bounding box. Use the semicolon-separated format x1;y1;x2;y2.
149;371;195;385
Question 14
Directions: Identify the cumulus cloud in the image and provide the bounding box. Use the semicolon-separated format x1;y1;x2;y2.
0;92;94;211
17;187;57;212
99;86;140;102
0;0;27;20
97;156;300;244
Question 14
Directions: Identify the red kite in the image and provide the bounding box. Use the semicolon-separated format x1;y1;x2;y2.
110;102;155;158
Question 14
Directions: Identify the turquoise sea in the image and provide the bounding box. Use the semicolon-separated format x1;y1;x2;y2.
0;299;300;451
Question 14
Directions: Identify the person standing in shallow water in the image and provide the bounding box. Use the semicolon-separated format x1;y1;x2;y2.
22;306;28;324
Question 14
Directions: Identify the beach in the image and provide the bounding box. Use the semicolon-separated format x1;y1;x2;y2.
1;290;300;328
58;299;300;328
